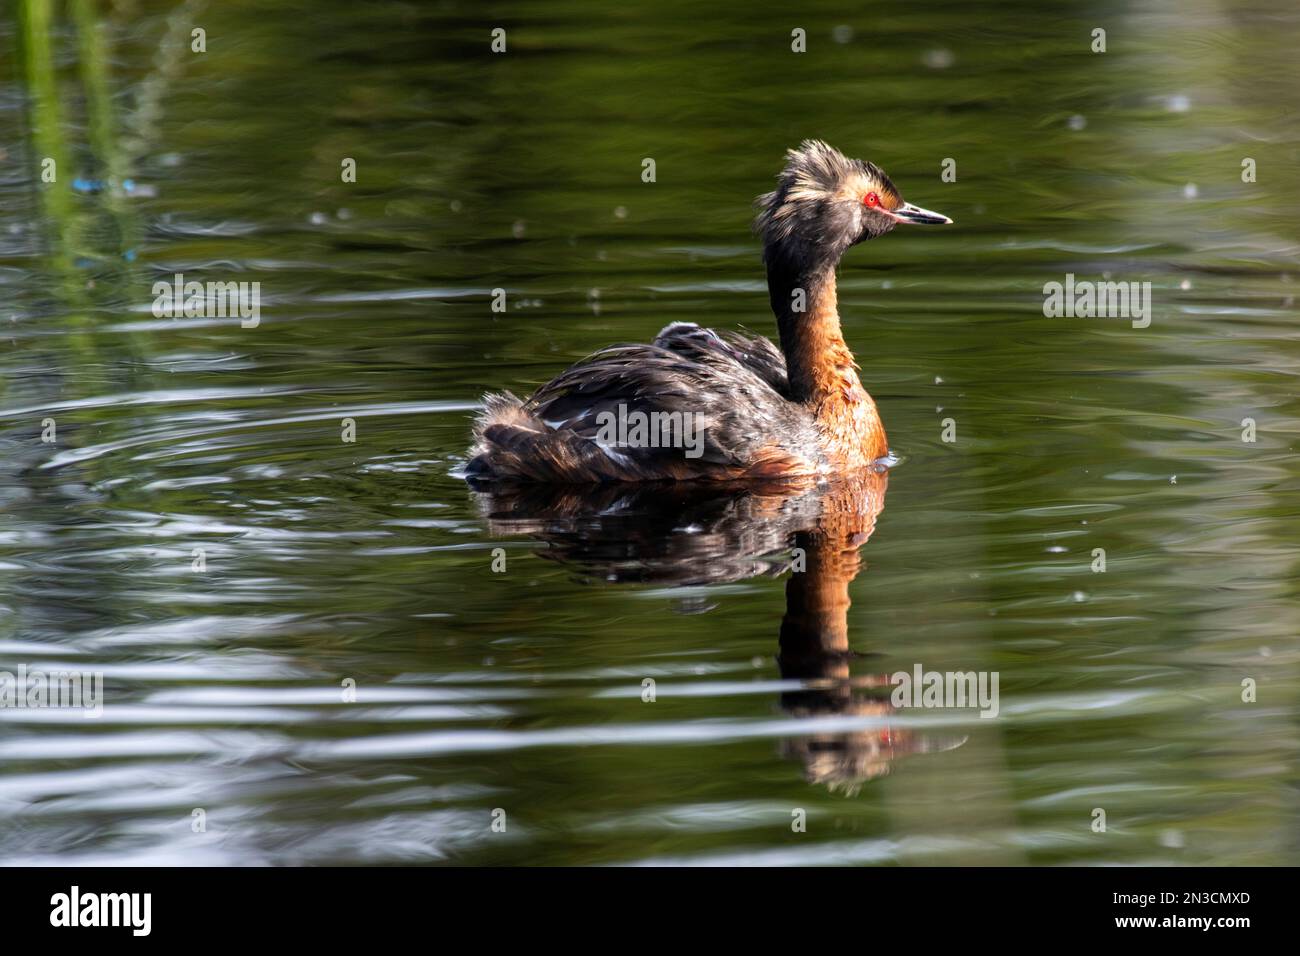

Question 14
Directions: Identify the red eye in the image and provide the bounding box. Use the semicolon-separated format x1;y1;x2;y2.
863;192;880;207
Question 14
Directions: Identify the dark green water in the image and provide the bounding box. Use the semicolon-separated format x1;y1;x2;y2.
1;0;1297;865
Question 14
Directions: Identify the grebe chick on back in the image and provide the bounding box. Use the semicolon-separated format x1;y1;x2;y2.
465;140;951;483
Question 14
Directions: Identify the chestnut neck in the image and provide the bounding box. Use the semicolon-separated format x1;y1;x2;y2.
766;254;860;403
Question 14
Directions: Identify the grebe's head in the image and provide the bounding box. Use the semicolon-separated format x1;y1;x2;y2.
754;140;951;271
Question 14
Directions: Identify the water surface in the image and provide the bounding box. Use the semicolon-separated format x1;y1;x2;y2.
1;0;1297;865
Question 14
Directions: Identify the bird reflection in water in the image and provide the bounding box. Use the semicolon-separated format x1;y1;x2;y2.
469;470;965;793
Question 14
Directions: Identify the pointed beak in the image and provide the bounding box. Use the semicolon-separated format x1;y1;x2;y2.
886;201;953;225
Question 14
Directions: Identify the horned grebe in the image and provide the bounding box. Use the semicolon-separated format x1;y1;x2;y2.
466;140;950;483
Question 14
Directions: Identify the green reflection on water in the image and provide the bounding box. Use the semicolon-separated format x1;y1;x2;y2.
0;0;1296;865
